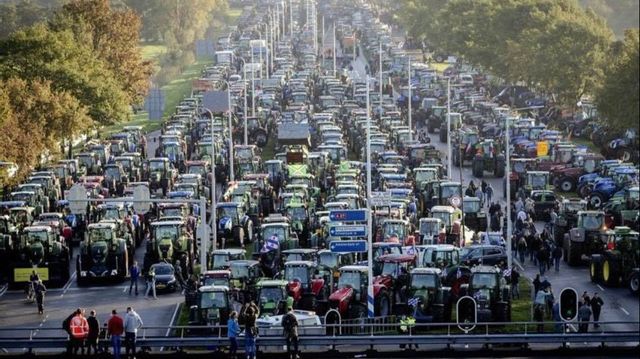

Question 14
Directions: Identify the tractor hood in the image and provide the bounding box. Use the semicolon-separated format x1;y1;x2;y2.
91;241;108;264
28;242;45;265
373;275;392;288
158;238;173;259
329;287;353;302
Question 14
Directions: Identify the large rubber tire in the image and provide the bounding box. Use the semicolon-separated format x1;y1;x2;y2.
245;220;254;243
472;157;484;178
428;123;436;134
617;148;632;162
628;272;640;295
602;256;620;287
375;291;391;317
590;255;603;283
432;303;444;324
254;130;268;148
439;130;447;143
589;193;606;208
494;160;505;178
559;177;576;193
566;240;582;266
232;226;244;247
577;184;591;198
495;301;510;324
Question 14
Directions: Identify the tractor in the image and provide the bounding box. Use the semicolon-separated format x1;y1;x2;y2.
373;254;416;316
427;106;446;134
284;260;328;314
246;116;270;148
523;171;554;197
432;181;463;207
406;268;452;325
590;226;639;294
588;167;637;208
187;285;232;335
505;158;537;198
452;129;480;167
460;265;511;323
462;196;487;232
563;210;606;266
471;139;506;178
418;218;445;245
209;248;246;270
550;153;603;193
256;279;291;316
327;265;377;323
216;202;254;248
76;222;130;286
9;225;70;288
377;218;416;245
102;163;129;197
284;201;312;246
145;158;176;196
143;220;194;274
553;198;587;245
260;215;300;251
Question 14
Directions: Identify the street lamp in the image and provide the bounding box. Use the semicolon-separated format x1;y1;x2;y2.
447;78;452;178
250;46;256;117
222;80;235;183
408;57;412;141
365;76;374;319
505;117;512;269
200;107;217;253
237;57;249;145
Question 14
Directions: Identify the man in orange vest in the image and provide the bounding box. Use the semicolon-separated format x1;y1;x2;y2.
69;308;89;356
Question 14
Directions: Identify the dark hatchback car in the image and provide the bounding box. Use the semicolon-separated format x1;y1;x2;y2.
150;262;177;293
460;245;508;267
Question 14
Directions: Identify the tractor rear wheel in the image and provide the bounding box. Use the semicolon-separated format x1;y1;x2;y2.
589;193;606;208
566;240;582;266
375;291;391;317
472;156;484;178
559;177;576;192
602;256;620;287
495;301;510;324
432;303;445;324
232;226;245;247
628;272;640;295
590;255;603;283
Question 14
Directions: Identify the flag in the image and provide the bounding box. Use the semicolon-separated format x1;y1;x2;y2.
456;267;462;279
408;297;419;307
261;235;280;253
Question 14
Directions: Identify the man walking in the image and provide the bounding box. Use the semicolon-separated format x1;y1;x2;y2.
129;261;140;295
578;301;592;333
510;267;520;299
552;245;562;272
124;307;143;358
70;308;89;355
145;267;157;299
86;310;100;355
282;307;300;359
107;309;124;359
34;279;47;314
227;311;240;359
485;183;493;206
591;292;604;328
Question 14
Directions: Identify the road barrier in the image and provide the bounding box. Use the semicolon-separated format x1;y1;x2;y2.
0;320;638;353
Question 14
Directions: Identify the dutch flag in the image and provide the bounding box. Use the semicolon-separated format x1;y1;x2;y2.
261;235;280;253
408;297;419;308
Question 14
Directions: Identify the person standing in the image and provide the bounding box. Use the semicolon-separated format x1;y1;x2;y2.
552;245;562;272
107;309;124;359
485;183;493;207
244;306;258;359
70;308;89;355
510;267;520;300
474;186;484;207
86;310;100;355
534;287;549;333
129;261;140;295
578;301;592;333
517;236;527;263
282;307;299;359
145;267;157;299
591;292;604;328
552;299;563;333
227;311;240;359
124;307;143;358
34;279;46;314
533;274;542;295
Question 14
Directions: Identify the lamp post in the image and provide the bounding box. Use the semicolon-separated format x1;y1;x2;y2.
250;47;256;117
447;78;452;178
505;117;512;269
222;80;235;183
237;57;249;145
201;107;217;253
333;21;336;77
407;58;412;141
289;0;293;37
365;76;374;319
379;41;383;109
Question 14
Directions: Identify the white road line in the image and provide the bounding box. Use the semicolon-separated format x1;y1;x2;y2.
0;284;8;297
160;302;181;352
596;284;605;292
620;307;630;316
59;272;77;298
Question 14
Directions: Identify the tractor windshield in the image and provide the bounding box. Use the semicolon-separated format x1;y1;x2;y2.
383;222;406;240
218;206;239;219
212;254;230;269
101;208;122;221
579;213;604;230
104;167;121;180
583;159;596;173
236;147;253;160
78;155;94;168
528;174;547;188
415;170;436;184
285;265;309;285
262;226;286;241
161;206;186;218
463;199;481;213
200;291;228;309
11;210;30;225
431;211;452;227
338;271;362;290
260;286;284;303
381;261;400;276
471;273;497;289
319;252;338;268
27;231;48;244
154;225;178;240
149;161;165;172
424;249;458;267
188;164;205;176
564;202;586;213
411;273;437;289
441;185;460;199
420;221;439;235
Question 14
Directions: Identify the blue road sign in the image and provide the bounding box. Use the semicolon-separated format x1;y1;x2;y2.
329;240;367;253
329;225;367;237
329;209;367;222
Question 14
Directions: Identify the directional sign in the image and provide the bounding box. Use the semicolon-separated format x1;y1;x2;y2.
329;209;367;222
329;225;367;237
329;240;367;253
67;184;87;215
133;185;152;214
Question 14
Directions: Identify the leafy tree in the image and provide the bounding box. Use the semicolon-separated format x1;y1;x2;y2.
0;24;130;126
595;29;640;131
0;0;46;39
52;0;153;104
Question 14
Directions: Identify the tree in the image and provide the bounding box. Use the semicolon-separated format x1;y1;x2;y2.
595;29;640;132
52;0;153;104
0;24;130;126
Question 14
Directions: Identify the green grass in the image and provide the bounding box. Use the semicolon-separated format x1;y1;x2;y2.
140;43;167;61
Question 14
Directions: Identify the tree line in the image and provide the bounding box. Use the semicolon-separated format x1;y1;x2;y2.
398;0;638;132
0;0;152;182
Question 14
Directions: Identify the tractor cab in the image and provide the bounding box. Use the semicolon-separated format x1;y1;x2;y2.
419;218;445;245
210;248;246;270
189;285;231;326
524;171;553;194
256;279;290;316
422;244;461;269
462;197;487;232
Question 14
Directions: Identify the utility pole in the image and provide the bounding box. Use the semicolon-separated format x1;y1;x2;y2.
407;58;412;141
447;78;452;178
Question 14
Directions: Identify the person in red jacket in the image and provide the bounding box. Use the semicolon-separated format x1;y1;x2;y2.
108;309;124;359
69;308;89;355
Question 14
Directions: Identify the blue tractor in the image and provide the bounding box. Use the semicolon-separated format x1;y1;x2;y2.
588;168;638;208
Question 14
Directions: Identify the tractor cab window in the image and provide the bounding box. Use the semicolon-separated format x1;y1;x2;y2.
161;206;187;218
200;291;228;309
27;231;47;244
149;161;166;172
212;254;230;269
579;213;603;230
429;249;459;267
481;141;494;155
383;222;406;240
286;265;310;285
188;164;205;176
218;206;239;219
472;273;497;289
260;287;284;303
415;170;436;184
431;211;452;227
420;221;439;236
236;147;254;161
441;185;460;199
319;252;338;268
463;199;481;213
263;226;286;242
411;273;437;289
154;225;179;240
338;271;362;291
529;174;547;188
101;207;123;221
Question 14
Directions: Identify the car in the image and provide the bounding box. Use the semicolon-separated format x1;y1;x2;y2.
150;262;178;293
460;245;508;266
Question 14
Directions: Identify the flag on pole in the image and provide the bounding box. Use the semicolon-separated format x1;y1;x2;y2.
261;234;280;253
408;297;419;308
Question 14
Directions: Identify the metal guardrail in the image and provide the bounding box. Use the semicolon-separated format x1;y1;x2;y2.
0;321;638;351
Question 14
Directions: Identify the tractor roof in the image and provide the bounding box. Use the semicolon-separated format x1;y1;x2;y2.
256;279;288;287
339;265;368;273
377;253;415;263
284;260;316;267
198;285;230;293
411;267;442;276
470;265;501;274
88;222;117;230
212;248;246;255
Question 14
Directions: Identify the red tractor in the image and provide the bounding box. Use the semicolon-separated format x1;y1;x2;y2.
373;254;416;316
283;260;329;314
327;265;383;322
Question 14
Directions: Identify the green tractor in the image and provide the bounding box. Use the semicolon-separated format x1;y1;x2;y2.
553;198;588;246
563;211;606;266
143;220;194;274
524;171;554;197
452;129;480;167
406;267;452;326
590;226;639;293
471;139;506;178
255;279;292;316
462;196;487;232
188;285;232;335
76;222;130;286
285;201;312;246
461;265;511;323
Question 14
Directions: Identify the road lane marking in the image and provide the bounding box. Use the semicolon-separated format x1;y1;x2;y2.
620;307;630;315
59;272;76;298
161;302;181;352
31;314;49;338
0;284;7;297
596;284;605;292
